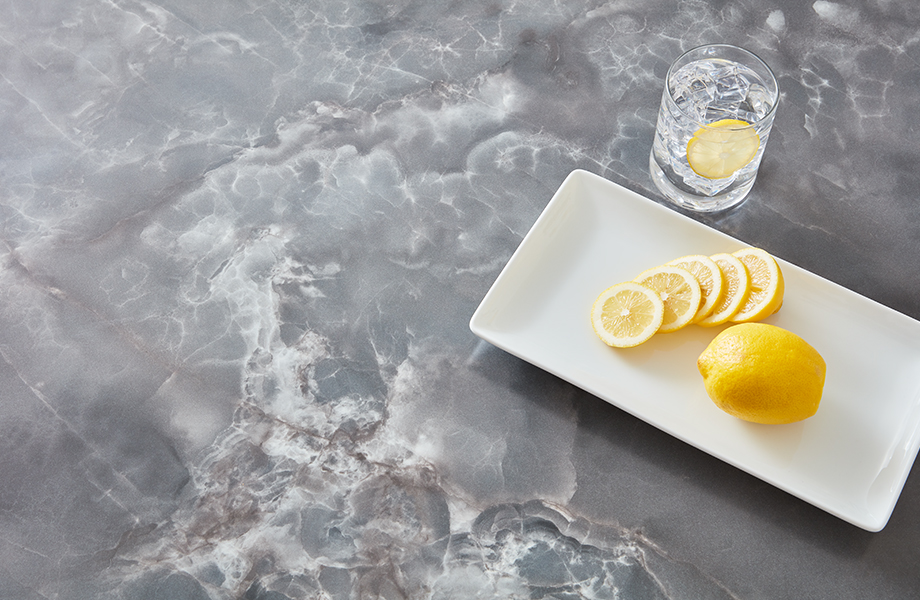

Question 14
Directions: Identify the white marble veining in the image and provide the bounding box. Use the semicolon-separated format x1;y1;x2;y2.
2;0;920;598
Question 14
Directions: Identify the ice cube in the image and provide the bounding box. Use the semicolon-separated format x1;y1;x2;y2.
734;109;760;124
743;83;774;120
705;105;740;122
671;64;716;120
713;67;750;106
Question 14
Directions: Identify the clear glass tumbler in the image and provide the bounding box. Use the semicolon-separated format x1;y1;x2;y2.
649;44;779;212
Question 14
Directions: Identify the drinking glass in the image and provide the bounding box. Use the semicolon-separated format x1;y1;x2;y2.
649;44;779;212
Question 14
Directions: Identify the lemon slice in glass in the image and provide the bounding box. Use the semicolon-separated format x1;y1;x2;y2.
591;282;665;348
686;119;760;180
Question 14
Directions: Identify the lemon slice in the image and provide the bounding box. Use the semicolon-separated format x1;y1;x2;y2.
634;265;702;333
591;282;665;348
686;119;760;179
730;248;785;322
665;254;725;323
697;253;750;327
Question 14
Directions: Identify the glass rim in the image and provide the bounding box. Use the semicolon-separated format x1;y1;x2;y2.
665;43;779;128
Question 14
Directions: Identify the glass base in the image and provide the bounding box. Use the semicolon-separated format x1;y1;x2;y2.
649;152;754;213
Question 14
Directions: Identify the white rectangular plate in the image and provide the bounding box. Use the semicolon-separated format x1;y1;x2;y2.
469;169;920;532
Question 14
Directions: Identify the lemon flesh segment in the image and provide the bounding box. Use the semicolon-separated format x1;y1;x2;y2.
686;119;760;180
698;323;826;424
666;254;725;323
591;282;665;348
634;265;702;333
696;253;750;327
730;248;785;323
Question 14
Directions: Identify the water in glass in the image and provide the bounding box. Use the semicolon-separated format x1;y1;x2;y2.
651;54;777;211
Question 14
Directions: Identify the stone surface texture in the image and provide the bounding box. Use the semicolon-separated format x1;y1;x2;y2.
1;0;920;598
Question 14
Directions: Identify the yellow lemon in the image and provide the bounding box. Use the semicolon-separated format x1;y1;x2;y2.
730;247;784;322
697;323;826;424
634;265;702;333
666;254;725;323
686;119;760;180
696;253;750;327
591;281;664;348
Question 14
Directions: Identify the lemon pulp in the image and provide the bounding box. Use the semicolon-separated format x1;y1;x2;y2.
634;265;702;333
666;254;725;323
591;282;665;348
696;253;750;327
730;248;784;322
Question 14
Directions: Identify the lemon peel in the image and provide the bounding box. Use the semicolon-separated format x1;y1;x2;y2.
698;323;826;424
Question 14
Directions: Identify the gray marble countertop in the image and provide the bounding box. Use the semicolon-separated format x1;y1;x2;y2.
3;1;920;598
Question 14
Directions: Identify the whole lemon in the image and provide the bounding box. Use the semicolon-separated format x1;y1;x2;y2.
697;323;826;424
